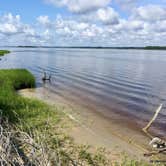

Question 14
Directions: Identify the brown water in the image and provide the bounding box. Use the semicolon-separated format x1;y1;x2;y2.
0;47;166;137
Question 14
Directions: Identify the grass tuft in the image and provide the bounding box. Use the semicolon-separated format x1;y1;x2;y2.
0;50;10;56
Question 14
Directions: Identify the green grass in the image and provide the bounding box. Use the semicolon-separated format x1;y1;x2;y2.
0;69;161;165
0;69;111;165
0;50;10;56
0;69;62;127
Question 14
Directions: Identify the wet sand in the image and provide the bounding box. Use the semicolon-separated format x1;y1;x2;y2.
18;87;165;161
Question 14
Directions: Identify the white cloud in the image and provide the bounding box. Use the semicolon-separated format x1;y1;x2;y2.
0;23;18;34
37;15;50;25
115;0;138;10
0;14;21;35
39;1;166;46
0;13;20;24
97;7;119;25
1;4;166;47
76;22;89;30
45;0;111;13
132;5;166;22
155;20;166;33
0;13;48;45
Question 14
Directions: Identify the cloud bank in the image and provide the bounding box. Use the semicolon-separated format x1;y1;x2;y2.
0;1;165;46
45;0;111;13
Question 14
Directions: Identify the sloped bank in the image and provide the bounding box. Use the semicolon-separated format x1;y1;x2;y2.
0;48;161;165
0;69;153;165
0;69;112;165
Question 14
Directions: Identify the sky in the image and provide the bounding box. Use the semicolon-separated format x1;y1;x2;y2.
0;0;165;46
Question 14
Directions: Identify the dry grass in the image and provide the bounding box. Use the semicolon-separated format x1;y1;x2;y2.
0;118;53;165
0;111;111;166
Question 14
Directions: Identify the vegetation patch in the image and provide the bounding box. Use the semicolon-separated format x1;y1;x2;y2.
0;50;10;56
0;69;159;165
144;46;166;50
0;69;111;165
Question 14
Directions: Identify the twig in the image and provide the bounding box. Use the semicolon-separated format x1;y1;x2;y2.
144;148;166;157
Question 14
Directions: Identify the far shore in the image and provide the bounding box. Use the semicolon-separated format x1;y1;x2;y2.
2;45;166;50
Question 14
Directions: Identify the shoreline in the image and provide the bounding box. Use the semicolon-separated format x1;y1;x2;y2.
1;69;113;165
6;45;166;50
19;87;163;161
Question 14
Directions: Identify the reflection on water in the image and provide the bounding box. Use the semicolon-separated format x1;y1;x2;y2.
1;47;166;136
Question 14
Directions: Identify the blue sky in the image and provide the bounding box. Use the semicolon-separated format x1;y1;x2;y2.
0;0;165;46
0;0;62;23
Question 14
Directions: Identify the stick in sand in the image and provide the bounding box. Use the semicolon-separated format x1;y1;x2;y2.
144;148;166;157
143;104;163;134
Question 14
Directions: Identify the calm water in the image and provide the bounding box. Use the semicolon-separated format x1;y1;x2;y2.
1;47;166;136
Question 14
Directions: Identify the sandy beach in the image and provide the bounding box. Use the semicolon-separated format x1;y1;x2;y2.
18;86;166;163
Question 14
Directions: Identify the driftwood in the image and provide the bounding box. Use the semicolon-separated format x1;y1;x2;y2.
142;104;163;138
144;148;166;157
142;104;166;157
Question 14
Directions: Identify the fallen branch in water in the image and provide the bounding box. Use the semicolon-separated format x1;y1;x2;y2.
142;104;163;138
142;104;166;157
